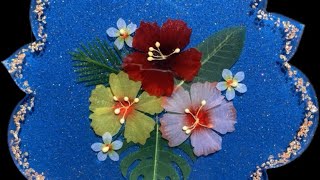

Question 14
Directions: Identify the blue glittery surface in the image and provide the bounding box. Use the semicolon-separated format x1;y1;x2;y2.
3;0;319;179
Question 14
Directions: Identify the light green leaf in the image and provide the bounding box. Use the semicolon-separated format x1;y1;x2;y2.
121;123;192;180
177;26;246;89
109;71;141;99
89;85;114;111
124;111;155;145
89;107;121;136
135;92;163;115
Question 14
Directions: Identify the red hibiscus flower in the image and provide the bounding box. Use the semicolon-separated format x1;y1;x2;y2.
122;19;202;96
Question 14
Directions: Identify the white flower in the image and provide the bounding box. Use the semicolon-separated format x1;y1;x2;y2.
106;18;137;50
216;69;247;101
91;132;123;161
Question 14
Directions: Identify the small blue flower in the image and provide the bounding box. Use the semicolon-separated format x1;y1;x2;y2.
91;132;123;161
216;69;247;101
106;18;137;50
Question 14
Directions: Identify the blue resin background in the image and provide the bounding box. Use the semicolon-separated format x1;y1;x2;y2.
3;0;319;179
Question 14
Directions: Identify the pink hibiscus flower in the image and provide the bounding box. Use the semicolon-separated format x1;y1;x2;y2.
160;82;237;156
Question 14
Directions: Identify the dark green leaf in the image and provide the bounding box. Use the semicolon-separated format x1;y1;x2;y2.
71;39;122;86
176;26;246;89
120;123;193;180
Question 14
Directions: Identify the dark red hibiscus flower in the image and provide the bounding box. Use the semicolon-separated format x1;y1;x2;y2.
122;19;202;96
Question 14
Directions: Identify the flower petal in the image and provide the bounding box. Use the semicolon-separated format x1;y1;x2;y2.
160;19;192;51
89;85;114;111
222;69;233;80
111;140;123;150
160;113;190;147
127;22;137;34
133;21;160;52
107;27;119;38
102;132;112;144
91;143;103;152
117;18;126;30
209;100;237;134
216;82;228;91
190;82;225;110
226;88;235;101
123;52;152;81
141;70;174;97
170;48;201;81
162;86;191;114
108;151;120;161
190;128;222;156
234;71;245;82
114;37;124;50
109;71;141;99
124;111;155;145
97;151;108;161
135;92;163;115
235;83;247;93
125;36;133;47
89;107;122;136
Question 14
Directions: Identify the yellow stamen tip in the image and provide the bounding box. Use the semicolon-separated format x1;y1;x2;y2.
149;47;155;51
185;108;190;113
120;118;125;124
113;96;119;101
148;52;153;57
186;129;192;134
134;98;140;103
201;100;207;106
147;57;154;61
102;146;109;153
114;108;121;115
155;42;160;48
124;97;129;102
119;29;126;35
182;126;188;131
174;48;180;53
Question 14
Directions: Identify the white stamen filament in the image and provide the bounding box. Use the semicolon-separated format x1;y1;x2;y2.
113;96;139;124
147;42;180;61
182;100;212;134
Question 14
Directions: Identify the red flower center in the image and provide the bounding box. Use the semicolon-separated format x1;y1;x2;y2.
113;96;139;124
183;100;213;134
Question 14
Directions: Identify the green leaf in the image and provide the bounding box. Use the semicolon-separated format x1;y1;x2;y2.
176;26;246;89
71;39;122;86
120;122;193;180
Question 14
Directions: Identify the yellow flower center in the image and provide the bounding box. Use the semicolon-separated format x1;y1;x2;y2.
102;144;112;153
147;42;180;61
119;29;129;39
226;79;238;88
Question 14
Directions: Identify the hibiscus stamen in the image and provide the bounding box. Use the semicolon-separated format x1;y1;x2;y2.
113;96;140;124
147;42;180;61
182;100;213;134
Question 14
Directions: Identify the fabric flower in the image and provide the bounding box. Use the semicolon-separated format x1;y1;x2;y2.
160;82;237;156
122;19;202;97
107;18;137;49
216;69;247;101
91;132;123;161
89;71;163;145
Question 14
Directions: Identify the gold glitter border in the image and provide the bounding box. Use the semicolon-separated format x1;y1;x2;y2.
6;0;49;179
250;1;319;179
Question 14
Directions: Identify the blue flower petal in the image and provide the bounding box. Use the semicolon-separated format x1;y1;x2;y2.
97;151;108;161
234;71;245;82
226;88;235;101
222;69;233;80
102;132;112;144
235;83;247;93
108;151;119;161
91;143;103;152
216;82;228;91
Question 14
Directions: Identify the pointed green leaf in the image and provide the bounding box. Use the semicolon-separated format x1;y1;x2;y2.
177;26;246;89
